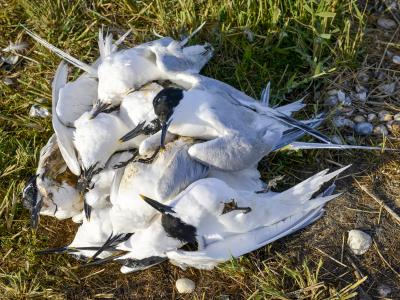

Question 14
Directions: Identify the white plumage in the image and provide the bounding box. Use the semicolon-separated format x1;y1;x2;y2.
23;26;386;276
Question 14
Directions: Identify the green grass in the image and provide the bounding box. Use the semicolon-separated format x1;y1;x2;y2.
0;0;374;298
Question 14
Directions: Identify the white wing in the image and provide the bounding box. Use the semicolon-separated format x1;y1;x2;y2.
52;62;81;176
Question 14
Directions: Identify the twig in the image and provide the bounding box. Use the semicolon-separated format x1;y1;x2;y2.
354;179;400;225
314;247;348;268
373;241;400;279
346;256;372;300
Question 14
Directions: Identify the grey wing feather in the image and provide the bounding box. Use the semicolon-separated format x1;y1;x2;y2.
287;142;397;151
157;147;209;200
272;118;324;151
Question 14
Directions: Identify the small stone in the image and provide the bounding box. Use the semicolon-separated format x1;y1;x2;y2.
327;89;339;96
378;110;393;121
324;95;338;106
378;82;396;95
373;124;389;136
357;72;369;82
354;122;373;136
377;284;391;297
355;85;367;93
353;115;366;123
331;135;342;144
243;28;255;43
347;229;372;255
339;106;354;117
394;113;400;121
333;116;355;128
387;121;400;132
3;78;14;85
337;90;346;103
377;17;397;30
367;113;377;122
176;278;195;294
29;104;50;118
355;91;367;102
392;55;400;65
346;135;356;145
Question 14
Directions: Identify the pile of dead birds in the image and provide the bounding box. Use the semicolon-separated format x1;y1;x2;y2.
22;25;384;273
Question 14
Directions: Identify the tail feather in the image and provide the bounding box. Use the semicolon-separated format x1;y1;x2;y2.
275;99;306;115
25;27;97;76
260;82;271;107
276;165;350;204
167;207;326;270
98;28;114;59
273;118;324;151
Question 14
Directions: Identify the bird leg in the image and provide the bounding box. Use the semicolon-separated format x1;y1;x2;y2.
221;199;251;215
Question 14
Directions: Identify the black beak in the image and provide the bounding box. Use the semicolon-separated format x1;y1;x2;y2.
140;195;175;214
84;199;92;221
119;121;146;142
160;119;172;149
90;100;110;119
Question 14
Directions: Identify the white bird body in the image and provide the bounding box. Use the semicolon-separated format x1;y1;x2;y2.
68;205;113;259
119;82;162;128
97;49;162;103
142;87;284;170
110;138;209;234
116;166;348;272
33;134;82;221
56;73;97;127
73;111;138;170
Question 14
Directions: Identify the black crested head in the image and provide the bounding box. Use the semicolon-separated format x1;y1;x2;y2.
153;87;184;124
161;214;197;245
22;175;38;210
22;174;42;228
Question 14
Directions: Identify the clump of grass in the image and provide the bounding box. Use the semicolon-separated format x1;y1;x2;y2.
0;0;377;298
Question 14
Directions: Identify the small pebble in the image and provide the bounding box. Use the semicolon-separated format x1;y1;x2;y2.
333;116;355;129
378;82;396;95
331;135;342;144
327;89;339;96
339;106;354;117
176;278;196;294
357;72;369;82
378;110;393;122
373;124;389;136
346;135;356;145
355;91;367;102
377;17;397;30
387;121;400;133
29;104;50;118
393;55;400;65
353;115;366;123
337;90;348;105
367;113;377;122
324;95;338;106
394;113;400;121
243;28;255;43
3;78;14;85
354;122;373;135
347;229;372;255
355;85;367;93
377;284;392;297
